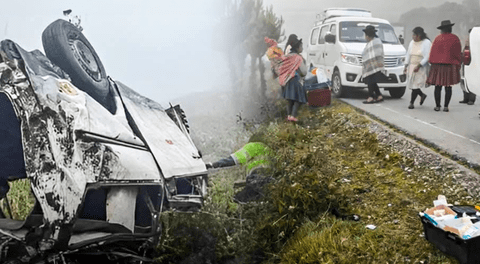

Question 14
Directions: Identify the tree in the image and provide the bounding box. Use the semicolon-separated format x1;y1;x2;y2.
258;5;284;99
214;0;284;106
213;0;251;100
398;1;480;45
245;3;284;101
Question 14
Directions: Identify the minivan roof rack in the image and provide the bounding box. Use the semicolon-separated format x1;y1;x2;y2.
315;8;372;25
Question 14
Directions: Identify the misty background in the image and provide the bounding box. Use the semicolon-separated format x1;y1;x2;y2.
1;1;479;130
263;0;476;45
0;0;228;107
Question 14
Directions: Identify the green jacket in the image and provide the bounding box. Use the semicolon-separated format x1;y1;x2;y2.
231;142;272;175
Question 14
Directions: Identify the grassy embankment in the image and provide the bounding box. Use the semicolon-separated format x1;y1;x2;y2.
1;98;474;263
156;99;475;264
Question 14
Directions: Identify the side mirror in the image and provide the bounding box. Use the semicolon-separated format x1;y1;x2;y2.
325;34;336;44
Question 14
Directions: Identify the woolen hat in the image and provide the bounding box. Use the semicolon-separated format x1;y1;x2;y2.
437;20;455;29
363;25;378;37
289;35;302;46
289;35;303;50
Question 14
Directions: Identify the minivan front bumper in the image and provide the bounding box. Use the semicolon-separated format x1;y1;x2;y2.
340;64;407;88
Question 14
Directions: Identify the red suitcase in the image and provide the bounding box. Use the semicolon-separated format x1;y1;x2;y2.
307;88;331;107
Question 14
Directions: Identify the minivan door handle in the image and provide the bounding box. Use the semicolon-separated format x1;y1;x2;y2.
309;53;316;57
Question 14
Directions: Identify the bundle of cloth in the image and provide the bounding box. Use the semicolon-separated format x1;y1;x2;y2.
264;37;303;86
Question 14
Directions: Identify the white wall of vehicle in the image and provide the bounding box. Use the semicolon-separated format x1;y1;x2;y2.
115;81;208;179
106;187;137;232
0;45;165;234
464;27;480;96
323;24;339;78
100;144;160;181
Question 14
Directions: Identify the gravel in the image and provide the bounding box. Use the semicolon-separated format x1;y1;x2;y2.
368;120;480;198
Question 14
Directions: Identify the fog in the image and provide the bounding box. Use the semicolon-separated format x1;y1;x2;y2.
0;0;227;107
262;0;463;44
1;0;478;117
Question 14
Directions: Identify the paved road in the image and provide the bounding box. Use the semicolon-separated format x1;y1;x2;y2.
340;84;480;167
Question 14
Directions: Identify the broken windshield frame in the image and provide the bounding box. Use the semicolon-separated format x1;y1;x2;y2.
339;21;400;44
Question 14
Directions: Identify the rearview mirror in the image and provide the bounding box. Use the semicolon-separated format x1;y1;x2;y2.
325;33;336;44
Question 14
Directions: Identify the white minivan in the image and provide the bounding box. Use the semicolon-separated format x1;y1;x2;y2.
307;8;407;98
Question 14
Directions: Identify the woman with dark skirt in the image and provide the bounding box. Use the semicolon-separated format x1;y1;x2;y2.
427;20;462;112
278;35;307;122
362;25;385;104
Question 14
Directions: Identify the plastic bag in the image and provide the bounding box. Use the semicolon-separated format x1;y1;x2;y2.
316;68;329;84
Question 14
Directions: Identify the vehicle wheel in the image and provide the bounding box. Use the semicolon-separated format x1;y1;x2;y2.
42;19;114;112
388;87;406;98
331;70;344;98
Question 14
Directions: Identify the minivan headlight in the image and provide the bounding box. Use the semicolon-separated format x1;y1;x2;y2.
397;56;406;66
341;53;360;65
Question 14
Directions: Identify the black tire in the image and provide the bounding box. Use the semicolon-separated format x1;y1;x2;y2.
42;19;114;112
388;87;406;98
331;70;345;98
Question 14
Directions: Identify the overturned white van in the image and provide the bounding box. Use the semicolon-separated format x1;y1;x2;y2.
0;18;208;263
306;8;407;98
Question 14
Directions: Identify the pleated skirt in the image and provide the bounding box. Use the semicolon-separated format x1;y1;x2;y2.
427;63;460;87
282;75;307;104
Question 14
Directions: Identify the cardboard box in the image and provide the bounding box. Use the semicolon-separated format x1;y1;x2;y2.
425;204;457;217
443;217;473;237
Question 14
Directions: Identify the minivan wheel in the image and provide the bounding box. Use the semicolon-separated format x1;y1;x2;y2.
42;19;115;113
331;70;344;98
388;87;406;98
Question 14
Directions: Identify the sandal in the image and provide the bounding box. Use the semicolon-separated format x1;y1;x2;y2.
443;107;449;112
287;116;298;122
434;107;440;111
363;97;376;104
376;96;384;102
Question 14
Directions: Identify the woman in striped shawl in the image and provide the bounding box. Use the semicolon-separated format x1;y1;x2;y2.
362;25;385;104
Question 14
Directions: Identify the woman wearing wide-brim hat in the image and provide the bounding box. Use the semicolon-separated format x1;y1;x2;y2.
361;25;385;104
426;20;462;112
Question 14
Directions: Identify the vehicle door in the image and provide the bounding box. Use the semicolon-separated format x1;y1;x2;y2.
315;24;331;73
323;23;337;78
307;26;321;68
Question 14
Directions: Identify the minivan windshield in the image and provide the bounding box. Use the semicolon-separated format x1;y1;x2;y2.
339;21;399;44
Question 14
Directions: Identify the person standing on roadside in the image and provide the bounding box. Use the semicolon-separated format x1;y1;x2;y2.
362;25;385;104
460;28;476;105
427;20;462;112
404;27;432;109
278;35;307;122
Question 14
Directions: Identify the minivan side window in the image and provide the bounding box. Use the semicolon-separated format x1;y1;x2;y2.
318;25;329;44
310;27;320;45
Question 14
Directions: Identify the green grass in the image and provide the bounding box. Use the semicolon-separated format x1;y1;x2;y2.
0;179;35;220
4;98;472;263
156;99;472;264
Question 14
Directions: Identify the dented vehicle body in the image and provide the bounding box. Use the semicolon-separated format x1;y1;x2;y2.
0;21;207;263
